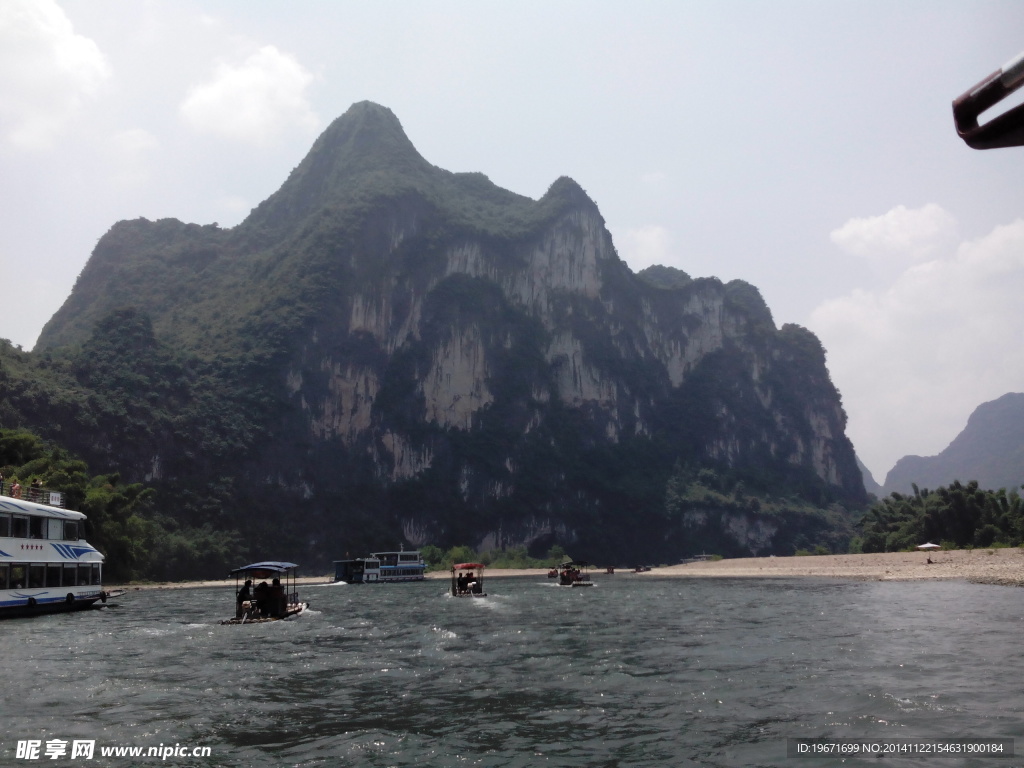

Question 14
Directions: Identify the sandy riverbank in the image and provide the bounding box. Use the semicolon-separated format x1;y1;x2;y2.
425;549;1024;587
109;549;1024;591
639;548;1024;587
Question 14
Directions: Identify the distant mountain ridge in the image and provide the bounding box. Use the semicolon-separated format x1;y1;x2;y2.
856;456;884;497
883;392;1024;493
18;101;866;567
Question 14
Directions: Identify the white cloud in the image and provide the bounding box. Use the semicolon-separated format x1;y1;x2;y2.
616;225;675;271
830;203;959;277
811;217;1024;480
0;0;110;149
213;194;252;224
107;128;160;186
640;170;668;185
179;45;319;145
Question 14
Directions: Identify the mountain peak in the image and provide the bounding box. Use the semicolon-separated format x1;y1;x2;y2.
883;391;1024;493
316;101;426;168
244;101;433;231
542;176;599;211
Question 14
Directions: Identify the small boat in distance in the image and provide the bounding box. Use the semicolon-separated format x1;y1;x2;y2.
450;562;486;597
0;484;114;618
222;561;309;624
558;560;593;587
333;548;426;583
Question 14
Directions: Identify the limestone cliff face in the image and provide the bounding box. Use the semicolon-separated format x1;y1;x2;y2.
35;102;865;564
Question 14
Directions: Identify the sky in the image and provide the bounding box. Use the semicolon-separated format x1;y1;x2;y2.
1;1;1022;484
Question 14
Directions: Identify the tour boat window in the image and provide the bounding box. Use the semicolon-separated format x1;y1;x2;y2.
46;564;62;587
10;564;25;589
64;521;79;541
47;518;63;540
11;515;28;539
63;564;77;586
0;513;9;537
92;564;102;585
77;564;91;586
0;563;8;589
28;564;45;588
29;516;45;539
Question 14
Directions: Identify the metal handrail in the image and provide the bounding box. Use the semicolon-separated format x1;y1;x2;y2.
0;481;65;507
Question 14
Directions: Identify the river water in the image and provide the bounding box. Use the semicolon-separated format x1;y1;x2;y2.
2;575;1022;767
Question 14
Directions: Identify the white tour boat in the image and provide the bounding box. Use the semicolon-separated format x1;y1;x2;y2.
0;487;111;618
333;548;426;583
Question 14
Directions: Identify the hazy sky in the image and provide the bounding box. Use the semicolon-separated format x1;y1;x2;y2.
1;1;1022;483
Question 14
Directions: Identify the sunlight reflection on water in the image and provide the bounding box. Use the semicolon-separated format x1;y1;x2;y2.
2;577;1023;767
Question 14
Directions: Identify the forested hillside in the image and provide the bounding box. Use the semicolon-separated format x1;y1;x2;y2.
2;102;869;575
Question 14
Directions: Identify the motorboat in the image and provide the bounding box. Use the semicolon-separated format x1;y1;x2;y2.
450;562;486;597
222;561;309;624
558;560;593;587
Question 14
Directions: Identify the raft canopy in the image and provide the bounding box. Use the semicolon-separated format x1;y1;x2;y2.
229;561;298;577
452;562;486;570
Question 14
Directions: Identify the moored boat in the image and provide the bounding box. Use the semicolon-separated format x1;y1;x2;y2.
222;561;309;624
0;485;112;618
450;562;486;597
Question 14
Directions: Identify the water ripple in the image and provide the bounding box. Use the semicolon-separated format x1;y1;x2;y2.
2;577;1023;766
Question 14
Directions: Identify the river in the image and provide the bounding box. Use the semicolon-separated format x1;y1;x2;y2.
2;575;1022;767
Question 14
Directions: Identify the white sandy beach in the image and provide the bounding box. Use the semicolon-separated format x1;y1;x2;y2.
645;547;1024;587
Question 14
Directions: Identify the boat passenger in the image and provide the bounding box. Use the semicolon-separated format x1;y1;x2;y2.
253;581;270;616
10;481;21;498
269;578;286;617
236;579;252;619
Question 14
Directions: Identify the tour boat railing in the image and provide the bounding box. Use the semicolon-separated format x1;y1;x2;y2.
0;482;65;508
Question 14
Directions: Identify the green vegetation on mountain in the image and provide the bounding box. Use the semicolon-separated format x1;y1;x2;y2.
857;480;1024;551
1;101;870;577
0;428;244;581
663;463;858;556
637;265;692;289
420;543;571;571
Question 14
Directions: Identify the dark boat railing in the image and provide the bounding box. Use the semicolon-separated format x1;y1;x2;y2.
0;482;65;508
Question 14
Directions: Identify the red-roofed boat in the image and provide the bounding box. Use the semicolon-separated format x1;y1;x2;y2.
450;562;486;597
